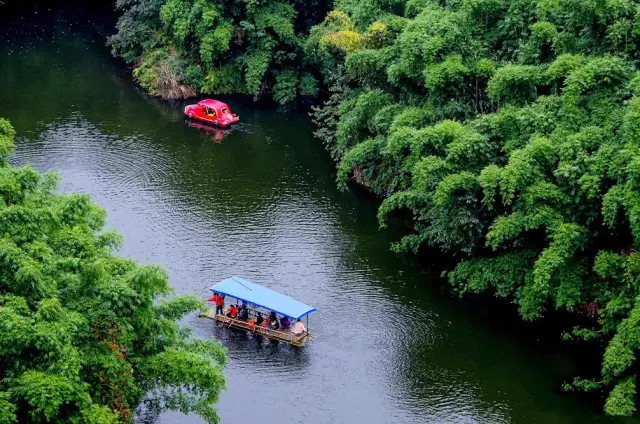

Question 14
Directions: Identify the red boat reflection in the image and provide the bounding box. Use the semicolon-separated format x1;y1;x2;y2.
186;120;231;143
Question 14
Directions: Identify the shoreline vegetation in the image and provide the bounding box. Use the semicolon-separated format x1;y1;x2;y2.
110;0;640;415
0;119;227;424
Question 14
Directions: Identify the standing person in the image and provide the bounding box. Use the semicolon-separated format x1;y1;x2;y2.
215;293;225;315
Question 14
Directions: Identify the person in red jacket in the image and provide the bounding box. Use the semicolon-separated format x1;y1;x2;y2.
214;294;225;315
226;304;238;319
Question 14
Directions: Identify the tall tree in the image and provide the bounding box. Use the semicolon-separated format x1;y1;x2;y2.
0;118;226;424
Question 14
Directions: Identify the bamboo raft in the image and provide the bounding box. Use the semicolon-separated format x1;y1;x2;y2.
201;308;309;347
205;276;316;347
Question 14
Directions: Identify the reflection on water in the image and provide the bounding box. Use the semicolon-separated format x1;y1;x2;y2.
0;5;638;424
185;119;243;143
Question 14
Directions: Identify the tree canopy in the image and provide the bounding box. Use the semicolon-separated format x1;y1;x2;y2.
108;0;327;102
0;118;226;423
308;0;640;416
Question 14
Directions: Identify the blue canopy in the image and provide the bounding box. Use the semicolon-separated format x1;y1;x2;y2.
210;276;316;319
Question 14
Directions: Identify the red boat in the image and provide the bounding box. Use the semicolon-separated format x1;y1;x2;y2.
184;99;240;128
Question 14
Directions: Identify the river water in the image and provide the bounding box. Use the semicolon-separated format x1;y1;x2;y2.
0;5;634;424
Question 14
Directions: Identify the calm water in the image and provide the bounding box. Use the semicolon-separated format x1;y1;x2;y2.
0;5;634;424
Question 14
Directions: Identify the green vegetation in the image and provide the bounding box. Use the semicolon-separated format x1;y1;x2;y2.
107;0;640;416
0;119;226;423
312;0;640;417
108;0;328;101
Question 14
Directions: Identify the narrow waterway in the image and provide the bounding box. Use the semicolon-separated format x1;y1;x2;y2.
0;5;635;424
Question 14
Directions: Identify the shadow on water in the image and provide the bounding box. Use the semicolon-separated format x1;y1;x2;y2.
1;4;640;424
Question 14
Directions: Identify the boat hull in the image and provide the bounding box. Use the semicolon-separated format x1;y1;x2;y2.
185;113;239;128
200;308;309;347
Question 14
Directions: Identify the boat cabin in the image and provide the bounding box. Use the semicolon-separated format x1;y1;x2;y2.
203;276;316;347
200;100;228;117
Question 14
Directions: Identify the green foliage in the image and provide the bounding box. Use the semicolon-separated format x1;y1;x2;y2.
0;120;15;162
245;51;272;97
110;0;327;102
308;0;640;416
605;377;637;416
565;377;602;392
346;49;389;88
200;65;245;95
299;72;319;96
132;48;197;99
0;120;226;423
487;65;544;104
273;70;299;104
108;0;166;64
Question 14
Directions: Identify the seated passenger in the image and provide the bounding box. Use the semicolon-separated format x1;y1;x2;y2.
227;304;238;319
238;305;249;321
292;318;306;335
280;316;291;329
256;312;264;327
269;317;280;330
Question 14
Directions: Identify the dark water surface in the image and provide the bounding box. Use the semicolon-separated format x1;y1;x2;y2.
0;6;635;424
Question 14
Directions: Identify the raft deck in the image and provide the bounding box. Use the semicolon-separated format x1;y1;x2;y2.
201;308;309;347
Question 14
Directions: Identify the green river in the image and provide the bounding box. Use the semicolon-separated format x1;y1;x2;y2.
0;4;635;424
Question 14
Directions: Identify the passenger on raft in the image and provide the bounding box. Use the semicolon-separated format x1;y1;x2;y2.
292;318;306;336
215;294;224;315
238;303;249;321
208;293;225;315
280;316;291;330
226;304;238;319
268;311;280;330
256;312;264;327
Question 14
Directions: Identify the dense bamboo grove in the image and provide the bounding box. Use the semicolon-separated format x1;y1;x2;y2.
65;0;640;416
0;119;226;424
308;0;640;416
108;0;329;101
